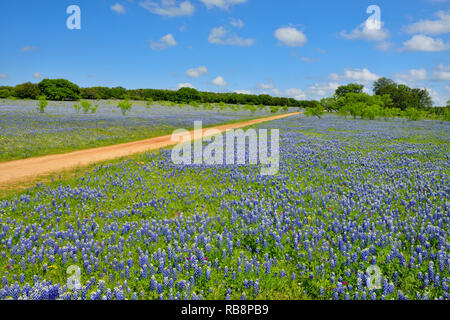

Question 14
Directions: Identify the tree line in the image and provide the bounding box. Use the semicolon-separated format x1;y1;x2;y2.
0;78;317;109
1;78;448;120
306;78;449;121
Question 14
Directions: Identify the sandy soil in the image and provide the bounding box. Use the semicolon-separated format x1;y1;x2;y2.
0;112;299;187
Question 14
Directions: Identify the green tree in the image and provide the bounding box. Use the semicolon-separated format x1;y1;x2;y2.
38;79;80;101
0;86;14;98
335;83;364;99
373;78;432;110
305;104;324;119
80;100;92;114
405;107;422;121
117;100;133;115
37;95;48;113
176;87;201;103
14;82;41;99
320;97;338;112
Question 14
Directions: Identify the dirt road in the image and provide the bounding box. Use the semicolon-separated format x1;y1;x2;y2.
0;112;299;187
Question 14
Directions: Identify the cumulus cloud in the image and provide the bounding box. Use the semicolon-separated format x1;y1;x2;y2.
21;46;38;52
394;68;428;82
234;89;252;94
140;0;195;17
32;72;44;79
200;0;247;9
258;82;275;90
340;20;389;41
230;18;244;28
402;34;450;52
274;27;307;47
111;3;126;14
375;41;394;52
0;73;10;79
432;64;450;80
185;66;208;78
285;88;306;100
329;68;380;82
178;83;195;89
404;11;450;35
306;82;340;99
208;26;254;46
212;76;227;86
150;33;178;50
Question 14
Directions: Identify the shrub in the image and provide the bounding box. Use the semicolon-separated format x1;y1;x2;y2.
362;105;380;120
405;107;421;121
0;86;13;98
117;100;133;116
305;104;324;119
14;82;40;99
37;95;48;113
38;79;80;101
80;100;92;114
443;108;450;122
270;105;280;114
90;104;99;114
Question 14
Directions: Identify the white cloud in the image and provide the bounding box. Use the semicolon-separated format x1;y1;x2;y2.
274;27;307;47
405;11;450;35
375;41;394;52
329;68;380;82
212;76;227;86
140;0;195;17
208;26;254;46
111;3;126;14
285;88;306;100
299;56;320;63
394;68;428;82
445;85;450;92
0;73;10;79
432;64;450;80
402;34;450;52
185;66;208;78
307;82;340;99
150;33;178;50
341;20;389;41
230;18;244;28
178;83;195;89
200;0;247;9
258;82;274;90
234;89;252;94
20;46;38;52
32;72;44;79
423;87;443;105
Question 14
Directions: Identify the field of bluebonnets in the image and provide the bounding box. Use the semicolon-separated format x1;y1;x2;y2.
0;113;449;300
0;99;280;162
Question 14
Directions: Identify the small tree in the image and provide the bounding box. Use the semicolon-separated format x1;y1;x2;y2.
37;95;48;113
305;104;324;119
405;107;421;121
90;104;99;114
443;108;450;122
80;100;92;114
117;99;132;115
270;105;280;113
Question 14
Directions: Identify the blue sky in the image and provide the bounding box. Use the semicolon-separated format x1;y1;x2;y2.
0;0;449;105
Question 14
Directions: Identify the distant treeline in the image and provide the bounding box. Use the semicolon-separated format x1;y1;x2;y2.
0;79;318;108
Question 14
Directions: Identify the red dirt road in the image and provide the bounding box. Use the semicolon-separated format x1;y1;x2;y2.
0;112;300;187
